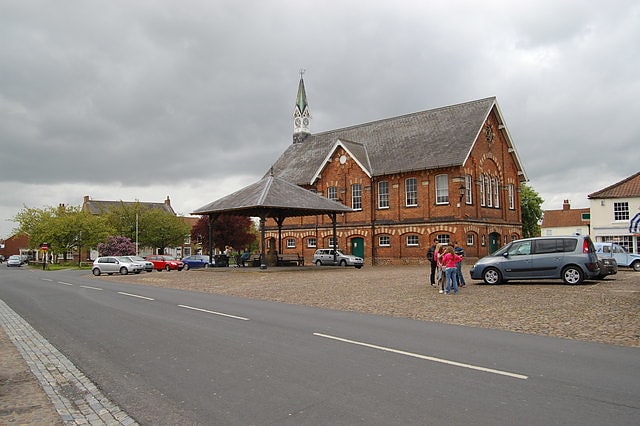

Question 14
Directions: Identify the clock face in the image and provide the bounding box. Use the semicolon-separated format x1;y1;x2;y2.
339;155;347;164
295;118;302;126
302;117;309;126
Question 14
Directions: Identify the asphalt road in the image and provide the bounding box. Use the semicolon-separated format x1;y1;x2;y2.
1;267;638;425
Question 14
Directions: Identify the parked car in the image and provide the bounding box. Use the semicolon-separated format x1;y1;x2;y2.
596;257;618;279
313;249;364;268
181;254;212;270
145;255;184;271
594;242;640;272
92;256;144;276
7;255;23;267
470;235;601;285
122;255;154;272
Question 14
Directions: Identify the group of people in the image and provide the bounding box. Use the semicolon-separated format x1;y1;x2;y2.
427;240;466;294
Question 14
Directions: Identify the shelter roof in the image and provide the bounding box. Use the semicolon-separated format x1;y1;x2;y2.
192;174;353;218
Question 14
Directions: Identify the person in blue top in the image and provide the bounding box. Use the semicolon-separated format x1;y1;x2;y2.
453;242;466;287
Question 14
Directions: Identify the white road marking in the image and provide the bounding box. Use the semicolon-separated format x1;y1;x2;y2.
41;278;53;282
79;285;103;291
57;281;73;286
178;304;250;321
314;333;528;380
117;291;154;301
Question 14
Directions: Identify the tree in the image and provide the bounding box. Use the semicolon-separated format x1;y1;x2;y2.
13;205;113;260
96;236;136;256
520;183;544;238
138;208;190;254
191;215;256;254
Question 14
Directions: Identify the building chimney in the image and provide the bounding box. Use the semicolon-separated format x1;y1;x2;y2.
563;200;571;210
84;195;90;203
165;196;171;206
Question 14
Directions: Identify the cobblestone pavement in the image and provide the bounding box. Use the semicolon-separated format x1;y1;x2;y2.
2;264;639;424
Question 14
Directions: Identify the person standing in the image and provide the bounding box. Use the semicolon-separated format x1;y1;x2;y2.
453;242;466;287
442;246;463;294
434;243;446;293
426;239;438;286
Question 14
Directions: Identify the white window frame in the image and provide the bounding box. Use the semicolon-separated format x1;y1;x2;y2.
405;178;417;206
327;186;338;201
352;183;362;210
286;238;296;249
508;183;515;209
328;237;337;248
465;175;473;205
378;181;389;209
466;233;474;246
406;235;419;246
379;235;390;247
435;174;449;205
613;202;629;221
307;237;317;248
493;177;500;208
480;174;486;206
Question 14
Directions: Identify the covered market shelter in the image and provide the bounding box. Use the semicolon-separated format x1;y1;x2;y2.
191;173;354;268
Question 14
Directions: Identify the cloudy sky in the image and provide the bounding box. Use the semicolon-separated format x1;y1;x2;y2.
1;0;639;238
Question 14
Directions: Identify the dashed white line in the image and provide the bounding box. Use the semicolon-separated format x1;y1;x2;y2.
41;278;53;282
117;292;154;301
79;285;103;291
57;281;73;286
314;333;528;380
178;304;250;321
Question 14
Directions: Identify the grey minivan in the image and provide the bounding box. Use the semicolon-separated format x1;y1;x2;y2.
470;235;600;285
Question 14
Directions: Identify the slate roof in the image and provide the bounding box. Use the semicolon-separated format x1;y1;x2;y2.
271;97;526;185
192;174;354;218
588;171;640;199
83;199;175;215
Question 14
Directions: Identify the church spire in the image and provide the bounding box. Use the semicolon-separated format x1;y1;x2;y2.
293;69;310;143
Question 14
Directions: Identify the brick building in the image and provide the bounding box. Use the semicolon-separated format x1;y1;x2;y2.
540;200;590;237
266;77;527;265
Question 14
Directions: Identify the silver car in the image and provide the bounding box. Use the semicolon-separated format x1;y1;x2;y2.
7;255;23;267
122;255;154;272
313;249;364;268
470;235;600;285
92;256;144;276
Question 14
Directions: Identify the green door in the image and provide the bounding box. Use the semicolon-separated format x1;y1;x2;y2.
489;232;501;254
351;237;365;259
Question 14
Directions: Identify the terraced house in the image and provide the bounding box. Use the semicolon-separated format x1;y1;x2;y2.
266;77;528;265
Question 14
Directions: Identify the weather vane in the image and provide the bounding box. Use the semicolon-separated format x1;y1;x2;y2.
299;68;306;77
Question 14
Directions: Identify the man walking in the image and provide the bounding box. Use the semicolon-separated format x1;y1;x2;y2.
426;239;437;286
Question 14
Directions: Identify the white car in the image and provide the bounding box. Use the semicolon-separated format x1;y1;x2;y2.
92;256;144;276
7;255;23;267
313;249;363;268
594;242;640;271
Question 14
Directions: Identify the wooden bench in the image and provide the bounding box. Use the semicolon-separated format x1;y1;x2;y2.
277;253;305;266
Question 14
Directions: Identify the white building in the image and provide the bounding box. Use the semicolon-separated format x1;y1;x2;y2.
588;171;640;254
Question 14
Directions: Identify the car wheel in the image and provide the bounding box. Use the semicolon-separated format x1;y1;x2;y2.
120;267;128;275
632;260;640;272
315;260;322;266
92;268;101;276
134;270;141;274
339;259;347;267
203;263;209;269
165;265;171;271
482;267;502;285
184;264;190;271
355;265;362;269
562;265;583;285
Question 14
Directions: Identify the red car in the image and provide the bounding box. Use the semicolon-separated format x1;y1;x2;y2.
144;255;184;271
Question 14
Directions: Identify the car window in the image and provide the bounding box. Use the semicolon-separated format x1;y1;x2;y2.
533;239;558;254
613;244;625;254
508;241;531;256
